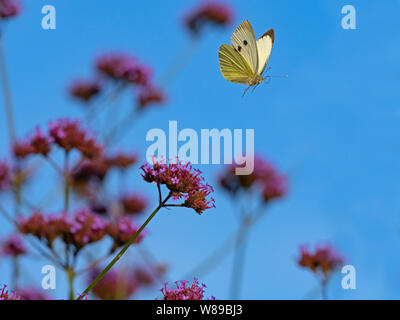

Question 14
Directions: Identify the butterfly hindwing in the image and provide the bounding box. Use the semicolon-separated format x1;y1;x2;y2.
230;20;259;74
218;44;254;84
256;29;274;75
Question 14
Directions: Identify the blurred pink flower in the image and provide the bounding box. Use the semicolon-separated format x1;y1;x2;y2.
96;53;152;86
0;161;11;191
184;1;233;35
106;151;138;170
0;0;22;19
12;140;33;159
298;243;344;277
1;234;26;257
30;127;53;156
137;86;165;109
121;193;148;215
18;287;49;300
0;284;20;300
69;79;102;103
161;278;215;300
106;216;145;252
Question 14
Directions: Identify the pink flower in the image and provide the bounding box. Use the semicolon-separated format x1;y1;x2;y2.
96;53;152;86
1;234;26;257
298;244;344;277
121;193;148;215
106;152;138;170
137;86;165;109
161;278;215;300
219;155;287;203
30;127;53;156
12;140;34;158
69;79;102;103
0;0;22;19
18;287;49;300
0;284;20;300
140;159;215;214
106;216;145;252
89;267;139;300
0;161;11;191
184;1;233;35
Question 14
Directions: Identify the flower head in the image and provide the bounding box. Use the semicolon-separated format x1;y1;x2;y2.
0;161;11;191
0;284;20;300
137;86;165;110
219;155;287;203
106;152;138;170
96;53;152;86
161;278;214;300
140;159;215;214
12;140;34;158
69;79;102;103
0;0;22;19
106;216;145;252
184;1;233;36
121;193;148;215
298;244;344;278
89;267;138;300
1;234;26;257
30;127;53;156
18;287;49;300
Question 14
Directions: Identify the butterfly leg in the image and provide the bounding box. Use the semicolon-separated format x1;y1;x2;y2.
242;86;251;97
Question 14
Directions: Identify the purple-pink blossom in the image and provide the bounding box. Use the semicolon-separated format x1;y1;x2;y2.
161;278;215;300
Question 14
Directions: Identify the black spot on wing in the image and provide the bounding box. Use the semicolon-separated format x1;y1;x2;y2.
237;46;242;52
243;40;248;45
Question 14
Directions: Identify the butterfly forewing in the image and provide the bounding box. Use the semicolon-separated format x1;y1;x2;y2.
256;29;274;75
230;20;259;74
218;44;254;84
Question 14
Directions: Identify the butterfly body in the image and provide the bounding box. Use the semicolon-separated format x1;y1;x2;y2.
218;20;274;90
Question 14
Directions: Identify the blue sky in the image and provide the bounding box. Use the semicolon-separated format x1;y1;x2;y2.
1;0;400;299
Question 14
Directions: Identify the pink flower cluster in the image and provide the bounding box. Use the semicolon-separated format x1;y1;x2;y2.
1;234;26;257
0;284;20;300
19;208;108;250
69;79;102;103
184;1;233;35
138;86;165;110
17;287;49;300
0;0;22;19
298;244;344;277
13;119;103;159
121;193;147;215
106;216;145;252
219;156;287;203
161;278;215;300
0;161;11;191
49;119;103;158
141;159;215;214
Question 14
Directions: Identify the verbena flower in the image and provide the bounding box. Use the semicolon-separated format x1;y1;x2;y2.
69;79;102;103
49;118;103;157
89;267;138;300
1;234;26;257
106;216;145;252
219;155;287;203
0;284;20;300
137;86;165;110
96;53;151;86
19;208;108;251
18;287;49;300
121;193;148;215
184;1;233;36
106;152;138;170
298;244;344;277
160;278;215;300
0;161;11;191
12;140;34;159
30;127;53;156
140;159;215;214
0;0;22;19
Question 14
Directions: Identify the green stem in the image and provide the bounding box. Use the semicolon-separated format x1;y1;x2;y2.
64;151;70;213
67;268;75;300
78;194;171;299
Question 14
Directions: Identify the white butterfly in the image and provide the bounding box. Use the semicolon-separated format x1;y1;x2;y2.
218;20;276;94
